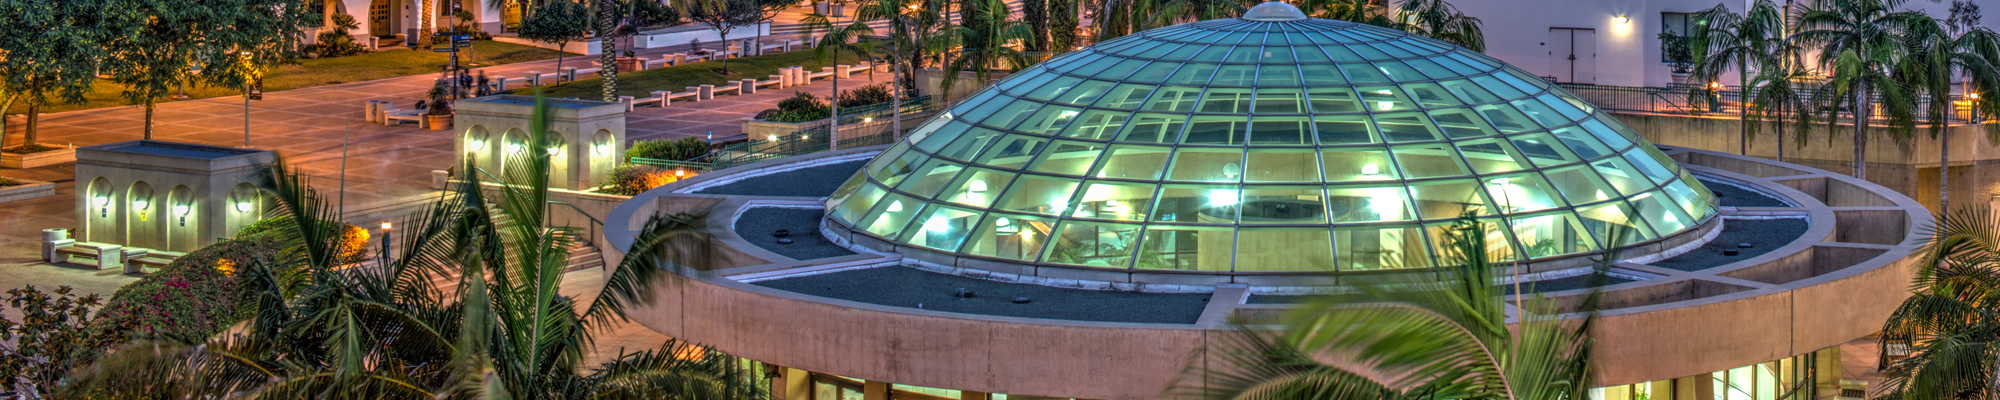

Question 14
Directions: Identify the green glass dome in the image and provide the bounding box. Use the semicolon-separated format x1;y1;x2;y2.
824;7;1717;273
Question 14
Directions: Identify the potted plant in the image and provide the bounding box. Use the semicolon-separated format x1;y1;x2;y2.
1659;32;1694;85
424;80;453;130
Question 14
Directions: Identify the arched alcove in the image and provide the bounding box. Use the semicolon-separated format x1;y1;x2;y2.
500;128;529;180
167;186;196;252
228;183;262;238
126;181;163;250
84;177;115;243
465;125;494;174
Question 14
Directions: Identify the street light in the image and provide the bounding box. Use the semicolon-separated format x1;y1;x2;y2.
240;51;255;148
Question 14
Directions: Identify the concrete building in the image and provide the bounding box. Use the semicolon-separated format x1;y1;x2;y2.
455;95;626;191
595;5;1930;399
314;0;507;45
72;140;277;254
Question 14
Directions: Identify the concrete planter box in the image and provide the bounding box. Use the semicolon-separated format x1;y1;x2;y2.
1;147;76;169
0;178;54;203
741;117;827;142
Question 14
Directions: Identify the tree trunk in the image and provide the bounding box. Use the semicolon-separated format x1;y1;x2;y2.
1853;84;1871;180
1941;128;1951;211
420;0;435;47
23;101;38;148
1776;101;1785;163
144;99;155;140
555;44;567;87
599;0;618;102
1738;54;1748;155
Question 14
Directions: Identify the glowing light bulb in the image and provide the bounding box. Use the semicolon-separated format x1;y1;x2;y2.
1369;189;1401;217
547;147;560;155
381;221;393;231
995;217;1011;227
676;169;686;177
967;179;988;192
886;200;904;213
134;199;149;210
769;135;779;142
469;140;486;151
93;196;110;207
1376;101;1394;111
923;215;949;232
1616;15;1629;23
1361;163;1380;176
1207;190;1239;207
594;144;609;155
506;143;524;154
173;205;190;216
235;201;252;212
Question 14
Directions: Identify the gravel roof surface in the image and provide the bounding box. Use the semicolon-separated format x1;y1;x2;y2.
734;208;856;260
753;266;1212;324
692;160;868;197
1648;218;1809;271
1698;177;1791;207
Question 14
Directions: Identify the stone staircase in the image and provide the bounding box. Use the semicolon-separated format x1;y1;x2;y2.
487;204;606;273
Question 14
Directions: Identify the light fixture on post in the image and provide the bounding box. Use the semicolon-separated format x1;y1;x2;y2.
380;221;393;258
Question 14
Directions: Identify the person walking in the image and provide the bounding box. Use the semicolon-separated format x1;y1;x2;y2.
475;71;490;97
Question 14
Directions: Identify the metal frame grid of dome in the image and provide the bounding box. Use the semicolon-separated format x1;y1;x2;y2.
822;11;1718;274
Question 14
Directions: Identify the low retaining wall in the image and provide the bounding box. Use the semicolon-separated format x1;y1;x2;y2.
1;147;76;169
0;179;54;203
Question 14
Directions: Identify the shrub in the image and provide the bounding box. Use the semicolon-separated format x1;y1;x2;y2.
837;84;893;108
627;136;712;162
0;176;19;187
0;285;119;398
91;236;280;344
602;164;681;195
303;13;367;59
764;91;831;122
236;216;369;263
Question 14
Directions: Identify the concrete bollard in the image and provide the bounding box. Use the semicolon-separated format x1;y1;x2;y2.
365;101;380;124
634;58;648;71
698;84;714;100
673;53;686;65
560;67;578;82
652;90;672;106
741;79;756;94
619;95;636;111
430;170;449;190
493;76;508;91
526;71;543;86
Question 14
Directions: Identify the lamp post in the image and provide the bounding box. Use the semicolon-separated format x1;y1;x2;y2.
240;51;257;148
380;221;393;259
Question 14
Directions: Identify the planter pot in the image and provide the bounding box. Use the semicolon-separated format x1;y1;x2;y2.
426;114;454;131
616;57;642;72
0;178;55;203
833;4;846;17
814;2;828;14
1670;72;1691;86
0;147;76;169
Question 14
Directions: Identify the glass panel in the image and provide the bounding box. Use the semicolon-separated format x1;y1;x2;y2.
1660;179;1714;220
1476;103;1540;134
1071;180;1158;221
1457;139;1532;174
1321;45;1362;61
1510;212;1598;258
1347;44;1392;60
898;205;982;251
1161;43;1204;60
1375;113;1441;142
1257;65;1301;86
962;213;1056;262
1471;75;1526;99
1154;184;1240;223
1511;98;1570;128
1429;108;1496;138
1404;82;1463;108
1249;116;1311;145
1580;119;1636;150
1126;60;1181;83
947;89;1001;116
1307;88;1363;113
974;134;1048;169
1189;45;1232;62
1537;93;1589;120
983;99;1045;129
1167;147;1246;181
1425;217;1518;263
1041;220;1141;268
1592;157;1654;195
1356;86;1416;112
1340;63;1391;84
1405;58;1455;79
894;158;966;197
1337;224;1432;270
830;184;887;225
1023;76;1084;100
1093;84;1157;109
1496;68;1549;92
1370;43;1418;58
1199;88;1253;113
1623;148;1679;184
938;168;1015;208
1294;46;1332;63
1322;148;1399;181
1025;140;1107;175
1301;64;1347;85
1240;185;1328;224
1118;113;1188;143
1254;88;1305;113
1543;166;1618;206
1059;110;1130;141
1432;56;1480;75
1483;173;1565;213
1327;183;1415;222
826;172;869;212
1166;63;1220;84
911;120;971;153
1013;105;1083;135
1135;225;1234;271
1374;61;1426;82
1246;148;1320;182
1143;86;1204;112
859;193;926;238
1408;179;1493;219
1440;79;1503;104
1630;191;1694;234
1091;144;1173;180
1051;79;1116;105
869;146;929;187
1509;133;1579;167
994;174;1081;215
1001;73;1058;95
1237;227;1334;271
1184;116;1249;145
1211;65;1257;86
1551;126;1613;160
1576;201;1658;244
1314;115;1375;144
1392;144;1471;178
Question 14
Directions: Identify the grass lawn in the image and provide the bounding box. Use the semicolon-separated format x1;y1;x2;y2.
30;40;574;114
519;43;884;99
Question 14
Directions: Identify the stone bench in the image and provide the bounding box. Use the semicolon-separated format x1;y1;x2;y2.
49;241;135;270
127;250;186;273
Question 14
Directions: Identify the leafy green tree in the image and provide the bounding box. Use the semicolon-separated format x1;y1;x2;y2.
1023;0;1049;52
1904;7;2000;211
1049;0;1079;53
58;96;765;399
1390;0;1483;52
688;0;788;75
0;285;118;399
101;0;310;140
1876;207;2000;400
520;1;592;85
1180;217;1602;400
0;0;109;150
940;0;1033;99
1794;0;1932;180
1690;0;1787;156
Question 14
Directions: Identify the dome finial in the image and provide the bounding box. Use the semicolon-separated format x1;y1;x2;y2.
1243;1;1308;21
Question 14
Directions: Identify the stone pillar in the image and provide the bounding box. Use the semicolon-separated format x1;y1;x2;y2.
652;90;672;106
674;53;687;65
1815;347;1842;400
741;79;757;94
619;96;636;111
863;381;889;400
493;76;508;92
698;85;715;100
526;71;542;86
561;67;578;82
365;101;381;123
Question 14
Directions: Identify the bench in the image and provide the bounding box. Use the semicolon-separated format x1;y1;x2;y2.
711;84;740;97
50;241;134;270
384;111;426;127
127;250;186;273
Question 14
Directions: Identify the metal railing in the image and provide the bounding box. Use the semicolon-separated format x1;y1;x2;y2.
1557;82;1983;125
546;200;604;251
684;95;935;170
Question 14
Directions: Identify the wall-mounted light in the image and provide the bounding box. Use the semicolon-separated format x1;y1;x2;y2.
506;143;524;154
768;135;779;142
133;197;151;222
173;204;191;226
1616;15;1629;24
381;221;392;231
547;147;560;155
593;143;610;155
94;196;111;217
676;169;687;177
469;139;486;151
1222;162;1241;180
235;201;253;212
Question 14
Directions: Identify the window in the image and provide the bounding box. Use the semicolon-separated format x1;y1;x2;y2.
1661;12;1699;63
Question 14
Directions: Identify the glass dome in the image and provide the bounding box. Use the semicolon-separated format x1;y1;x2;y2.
823;8;1717;273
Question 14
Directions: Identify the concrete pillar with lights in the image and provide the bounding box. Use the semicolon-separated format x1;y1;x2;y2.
453;95;626;190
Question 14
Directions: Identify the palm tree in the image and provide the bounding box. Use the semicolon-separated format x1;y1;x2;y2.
1793;0;1931;180
1741;47;1818;165
1876;207;2000;400
1089;0;1242;41
940;0;1034;99
1179;217;1599;400
421;0;437;47
1390;0;1484;52
1903;17;2000;212
1295;0;1393;26
1691;0;1787;156
59;95;764;399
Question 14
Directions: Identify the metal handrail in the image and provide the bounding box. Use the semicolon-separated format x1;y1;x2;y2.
545;200;603;248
